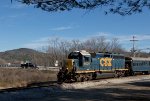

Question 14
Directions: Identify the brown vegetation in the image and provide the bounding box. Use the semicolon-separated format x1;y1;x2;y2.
0;68;57;88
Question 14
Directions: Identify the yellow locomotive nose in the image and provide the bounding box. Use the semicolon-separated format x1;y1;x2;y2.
65;59;74;72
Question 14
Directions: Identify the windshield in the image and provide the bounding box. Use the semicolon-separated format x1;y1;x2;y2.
68;52;79;59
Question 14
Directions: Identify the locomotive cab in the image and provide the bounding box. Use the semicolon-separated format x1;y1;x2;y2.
68;50;91;71
57;50;91;82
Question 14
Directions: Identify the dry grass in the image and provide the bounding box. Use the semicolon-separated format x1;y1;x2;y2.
0;68;57;88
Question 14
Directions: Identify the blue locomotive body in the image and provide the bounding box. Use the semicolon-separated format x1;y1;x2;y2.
67;51;126;73
58;50;127;82
57;50;150;82
90;52;126;73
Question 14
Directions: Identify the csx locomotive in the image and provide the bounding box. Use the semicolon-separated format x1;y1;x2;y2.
57;50;150;82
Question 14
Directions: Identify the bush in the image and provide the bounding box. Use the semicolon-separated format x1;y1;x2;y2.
0;68;57;88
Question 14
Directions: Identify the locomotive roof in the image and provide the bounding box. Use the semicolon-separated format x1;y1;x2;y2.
111;53;124;56
131;57;150;61
97;52;123;55
73;50;91;56
80;50;91;56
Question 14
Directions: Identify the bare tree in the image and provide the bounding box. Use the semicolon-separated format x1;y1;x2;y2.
45;38;71;66
82;36;110;52
46;37;59;66
95;36;109;52
59;40;71;60
83;38;97;52
13;0;150;15
70;39;83;51
109;38;124;53
42;36;124;66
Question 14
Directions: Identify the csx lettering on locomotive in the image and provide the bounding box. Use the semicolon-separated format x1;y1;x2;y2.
100;58;112;66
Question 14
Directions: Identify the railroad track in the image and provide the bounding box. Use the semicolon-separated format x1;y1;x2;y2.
59;74;150;85
0;81;57;93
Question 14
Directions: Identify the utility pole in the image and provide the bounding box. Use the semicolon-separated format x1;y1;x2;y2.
130;36;138;57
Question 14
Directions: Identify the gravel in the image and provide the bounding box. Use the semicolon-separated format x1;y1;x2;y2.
59;75;150;89
0;75;150;101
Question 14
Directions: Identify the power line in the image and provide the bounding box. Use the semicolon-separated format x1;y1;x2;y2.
130;36;138;57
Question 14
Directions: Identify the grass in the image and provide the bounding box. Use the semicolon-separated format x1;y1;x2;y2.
0;68;57;88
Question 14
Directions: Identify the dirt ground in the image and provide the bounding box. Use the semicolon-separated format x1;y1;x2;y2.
0;75;150;101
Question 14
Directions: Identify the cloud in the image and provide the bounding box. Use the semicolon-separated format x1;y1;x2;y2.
23;36;62;49
50;26;72;31
135;34;150;41
24;37;51;49
23;33;150;51
92;32;150;42
92;32;150;50
33;37;50;43
111;34;150;51
97;32;112;37
24;43;49;49
115;34;150;42
85;32;112;40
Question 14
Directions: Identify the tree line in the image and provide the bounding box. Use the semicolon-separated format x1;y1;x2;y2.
41;36;125;66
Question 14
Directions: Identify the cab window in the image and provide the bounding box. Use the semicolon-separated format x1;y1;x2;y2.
83;56;90;65
84;56;90;62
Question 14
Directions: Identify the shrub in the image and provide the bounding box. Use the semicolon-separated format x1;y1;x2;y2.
0;68;57;88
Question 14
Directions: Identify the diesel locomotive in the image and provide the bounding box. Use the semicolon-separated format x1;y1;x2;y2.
57;50;150;82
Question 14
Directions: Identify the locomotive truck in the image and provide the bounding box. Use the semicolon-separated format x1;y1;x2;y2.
57;50;150;82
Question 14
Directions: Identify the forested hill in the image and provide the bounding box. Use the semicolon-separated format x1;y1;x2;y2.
0;48;46;65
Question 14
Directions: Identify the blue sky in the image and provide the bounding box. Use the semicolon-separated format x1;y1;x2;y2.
0;1;150;52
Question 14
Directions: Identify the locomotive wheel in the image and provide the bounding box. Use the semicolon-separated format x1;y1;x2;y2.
114;71;120;78
81;77;84;82
143;71;149;75
77;76;84;82
92;72;97;80
124;70;130;76
114;73;119;78
75;74;82;82
120;71;125;77
129;70;134;76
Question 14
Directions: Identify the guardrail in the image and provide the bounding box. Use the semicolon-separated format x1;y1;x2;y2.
0;64;60;71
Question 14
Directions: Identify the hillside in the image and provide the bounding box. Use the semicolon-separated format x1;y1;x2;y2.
0;48;46;65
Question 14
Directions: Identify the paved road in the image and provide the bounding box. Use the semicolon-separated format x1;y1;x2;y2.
0;79;150;101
